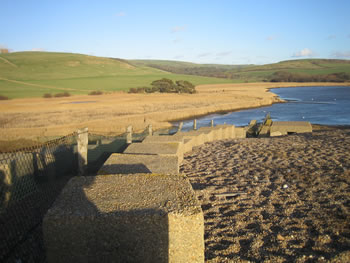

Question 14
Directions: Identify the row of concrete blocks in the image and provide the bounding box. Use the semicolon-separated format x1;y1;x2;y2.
43;125;246;263
98;125;246;175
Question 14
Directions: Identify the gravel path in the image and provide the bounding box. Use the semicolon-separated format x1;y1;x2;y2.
181;126;350;262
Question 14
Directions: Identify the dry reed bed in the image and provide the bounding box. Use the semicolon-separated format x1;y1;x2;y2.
0;82;348;140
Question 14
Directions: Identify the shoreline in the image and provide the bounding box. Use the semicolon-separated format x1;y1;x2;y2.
0;82;348;141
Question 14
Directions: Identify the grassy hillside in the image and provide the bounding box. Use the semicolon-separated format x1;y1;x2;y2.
130;58;350;82
0;52;233;98
129;59;252;78
230;59;350;82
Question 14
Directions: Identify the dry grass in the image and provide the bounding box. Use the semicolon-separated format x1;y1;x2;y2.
0;82;347;140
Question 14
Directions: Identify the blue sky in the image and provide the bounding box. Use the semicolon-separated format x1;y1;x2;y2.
1;0;350;64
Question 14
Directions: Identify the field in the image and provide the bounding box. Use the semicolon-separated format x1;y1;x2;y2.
1;82;348;144
0;52;233;99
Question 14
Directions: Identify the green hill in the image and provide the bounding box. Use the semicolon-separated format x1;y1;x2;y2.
129;59;252;78
0;52;233;99
130;58;350;82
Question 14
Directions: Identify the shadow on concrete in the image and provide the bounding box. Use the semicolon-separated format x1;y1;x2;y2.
87;138;127;175
98;163;152;175
43;174;169;263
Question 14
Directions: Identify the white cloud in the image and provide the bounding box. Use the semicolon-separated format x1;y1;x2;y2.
197;52;212;58
216;51;231;57
116;12;126;17
332;51;350;58
171;26;186;33
292;48;316;57
326;35;336;40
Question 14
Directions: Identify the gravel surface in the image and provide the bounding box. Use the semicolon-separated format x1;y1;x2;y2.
181;126;350;262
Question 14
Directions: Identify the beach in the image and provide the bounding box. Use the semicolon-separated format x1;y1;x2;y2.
181;125;350;262
0;82;348;141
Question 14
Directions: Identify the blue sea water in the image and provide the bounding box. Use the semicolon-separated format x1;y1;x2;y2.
173;86;350;131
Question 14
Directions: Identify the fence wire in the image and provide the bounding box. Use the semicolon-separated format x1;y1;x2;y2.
0;133;78;263
0;126;171;262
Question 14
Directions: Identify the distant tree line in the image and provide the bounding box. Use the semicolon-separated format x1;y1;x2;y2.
269;71;350;82
143;62;350;83
128;78;196;94
147;64;234;78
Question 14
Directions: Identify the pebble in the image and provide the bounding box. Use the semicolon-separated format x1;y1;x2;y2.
283;184;288;189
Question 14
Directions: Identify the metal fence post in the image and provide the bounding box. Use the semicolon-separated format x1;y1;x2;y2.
193;119;197;130
126;125;133;144
77;128;88;176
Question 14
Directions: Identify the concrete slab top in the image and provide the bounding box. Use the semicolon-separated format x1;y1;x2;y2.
124;142;181;155
46;174;201;217
142;135;184;144
176;131;204;136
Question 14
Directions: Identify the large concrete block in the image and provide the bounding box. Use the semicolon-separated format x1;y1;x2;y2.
198;126;224;141
142;135;184;144
270;121;312;135
125;142;183;163
43;174;204;263
98;153;179;174
216;125;235;139
173;131;205;149
235;127;246;138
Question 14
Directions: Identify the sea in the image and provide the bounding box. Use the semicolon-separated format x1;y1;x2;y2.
172;86;350;131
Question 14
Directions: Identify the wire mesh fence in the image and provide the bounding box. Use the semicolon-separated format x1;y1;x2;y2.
0;133;78;263
0;125;171;262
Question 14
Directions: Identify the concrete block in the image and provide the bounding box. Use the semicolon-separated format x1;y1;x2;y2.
43;174;204;263
142;135;184;144
270;121;312;135
124;142;183;163
235;127;246;138
98;153;179;174
182;138;194;153
142;135;195;153
198;126;223;141
174;131;206;147
270;131;285;137
216;125;235;139
259;125;271;136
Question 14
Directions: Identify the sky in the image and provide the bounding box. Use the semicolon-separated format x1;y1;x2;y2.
1;0;350;65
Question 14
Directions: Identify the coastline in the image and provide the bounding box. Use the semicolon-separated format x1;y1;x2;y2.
0;82;348;140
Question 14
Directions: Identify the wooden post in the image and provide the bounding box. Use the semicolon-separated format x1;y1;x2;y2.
77;128;88;176
177;122;183;132
126;125;133;144
147;124;153;136
193;119;197;130
211;119;214;127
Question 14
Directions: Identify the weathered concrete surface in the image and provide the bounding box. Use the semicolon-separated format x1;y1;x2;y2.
77;128;88;176
198;126;223;141
235;127;246;138
216;125;235;139
98;153;179;174
124;142;183;163
142;135;184;144
259;125;271;137
43;174;204;263
270;121;312;136
175;131;206;148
